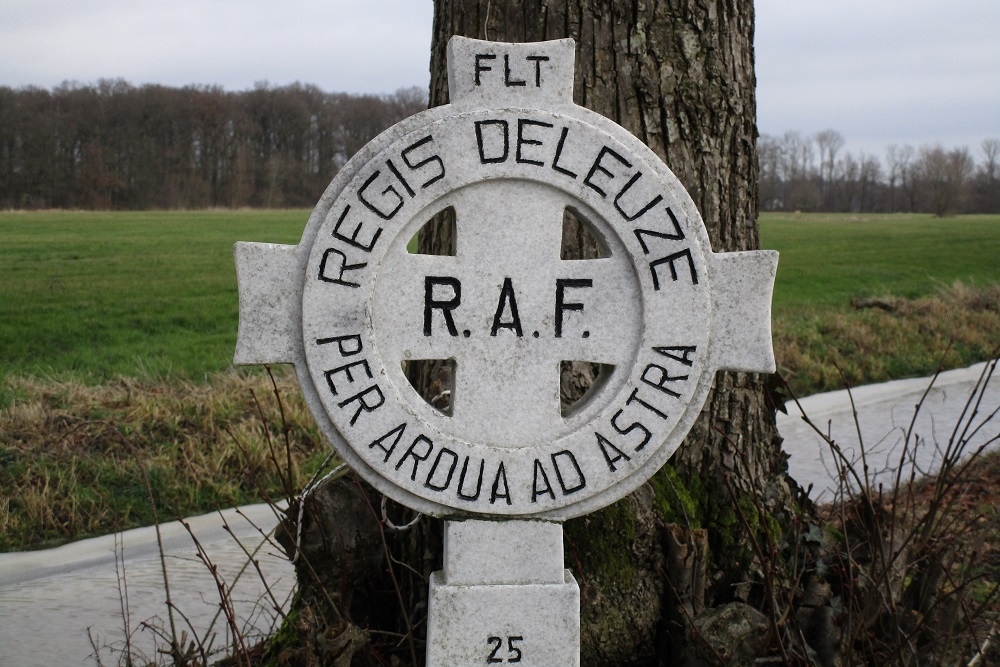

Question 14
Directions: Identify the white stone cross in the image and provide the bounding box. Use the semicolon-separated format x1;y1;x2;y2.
233;36;778;667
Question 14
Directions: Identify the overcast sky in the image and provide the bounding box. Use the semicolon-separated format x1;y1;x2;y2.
1;0;996;159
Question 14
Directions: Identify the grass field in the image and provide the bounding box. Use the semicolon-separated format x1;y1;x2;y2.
758;212;1000;392
2;210;998;388
1;210;308;384
758;212;1000;313
1;209;998;551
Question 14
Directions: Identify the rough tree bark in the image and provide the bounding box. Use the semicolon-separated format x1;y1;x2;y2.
270;2;800;665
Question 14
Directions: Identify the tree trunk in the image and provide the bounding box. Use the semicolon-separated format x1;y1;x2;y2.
429;2;798;663
276;2;798;665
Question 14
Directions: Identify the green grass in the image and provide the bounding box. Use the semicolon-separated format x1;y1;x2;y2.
758;212;1000;393
2;210;998;392
758;212;1000;314
1;210;308;383
1;210;998;550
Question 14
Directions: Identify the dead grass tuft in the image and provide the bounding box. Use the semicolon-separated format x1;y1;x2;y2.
776;281;1000;396
0;368;328;551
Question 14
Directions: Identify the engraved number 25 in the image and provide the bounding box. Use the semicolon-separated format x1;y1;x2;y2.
487;635;523;663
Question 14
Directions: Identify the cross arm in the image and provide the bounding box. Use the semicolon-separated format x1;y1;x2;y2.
233;242;303;366
707;250;779;374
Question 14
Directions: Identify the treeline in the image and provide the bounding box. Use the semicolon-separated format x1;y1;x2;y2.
760;130;1000;215
0;80;426;209
4;82;999;216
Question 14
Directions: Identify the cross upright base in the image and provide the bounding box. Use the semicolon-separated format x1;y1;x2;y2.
425;519;580;667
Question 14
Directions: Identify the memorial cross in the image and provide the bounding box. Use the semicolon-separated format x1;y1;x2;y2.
234;36;777;667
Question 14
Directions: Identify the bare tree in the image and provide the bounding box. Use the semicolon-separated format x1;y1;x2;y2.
857;153;882;212
917;144;973;216
884;143;907;212
758;134;784;209
815;129;844;207
982;138;1000;180
972;137;1000;212
780;131;818;210
897;144;919;212
839;151;860;211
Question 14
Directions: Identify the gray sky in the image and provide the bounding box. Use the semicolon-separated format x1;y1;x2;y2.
755;0;999;156
1;0;997;159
